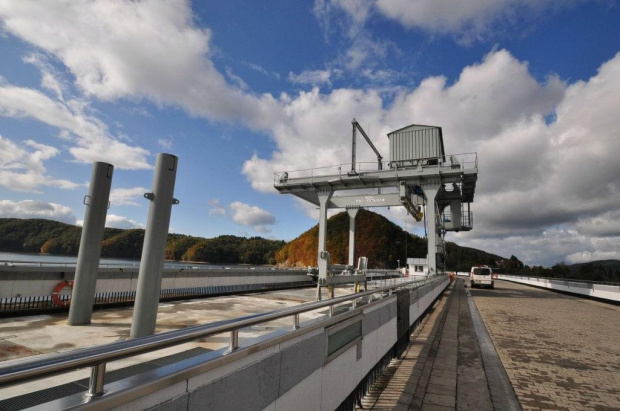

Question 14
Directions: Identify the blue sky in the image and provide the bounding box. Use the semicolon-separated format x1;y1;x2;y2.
0;1;619;266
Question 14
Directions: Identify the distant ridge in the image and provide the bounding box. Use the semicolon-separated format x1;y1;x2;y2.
566;259;620;273
0;218;284;265
1;217;617;282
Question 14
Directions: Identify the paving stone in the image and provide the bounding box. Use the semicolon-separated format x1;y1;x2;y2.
424;393;455;407
470;280;620;411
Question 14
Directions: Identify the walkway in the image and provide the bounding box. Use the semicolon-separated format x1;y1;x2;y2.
361;278;620;411
360;278;518;410
472;280;620;410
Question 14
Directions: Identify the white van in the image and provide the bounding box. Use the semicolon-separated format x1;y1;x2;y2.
470;266;494;289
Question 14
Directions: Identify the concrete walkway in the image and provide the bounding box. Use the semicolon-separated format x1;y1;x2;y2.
360;278;518;410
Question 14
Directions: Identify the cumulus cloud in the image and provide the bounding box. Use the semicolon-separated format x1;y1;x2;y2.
229;201;276;233
0;84;151;169
315;0;583;44
0;0;283;131
110;187;149;207
105;214;144;230
0;199;76;224
0;135;80;192
244;49;620;265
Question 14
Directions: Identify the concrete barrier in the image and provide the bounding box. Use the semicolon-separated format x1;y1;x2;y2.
39;276;450;410
498;275;619;303
0;265;309;299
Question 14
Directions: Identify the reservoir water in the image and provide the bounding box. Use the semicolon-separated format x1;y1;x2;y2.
0;251;223;269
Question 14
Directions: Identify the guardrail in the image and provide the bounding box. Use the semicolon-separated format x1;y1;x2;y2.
0;281;312;315
273;152;478;185
498;275;620;302
0;276;438;399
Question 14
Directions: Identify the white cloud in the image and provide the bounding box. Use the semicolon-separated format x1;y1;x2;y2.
316;0;584;44
110;187;149;207
105;214;144;229
158;138;172;149
22;52;66;100
225;67;249;90
229;201;276;233
0;135;80;192
207;199;227;216
0;0;283;131
289;69;335;87
0;199;76;224
0;84;151;169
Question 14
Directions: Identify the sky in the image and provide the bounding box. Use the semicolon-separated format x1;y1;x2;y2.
0;0;619;267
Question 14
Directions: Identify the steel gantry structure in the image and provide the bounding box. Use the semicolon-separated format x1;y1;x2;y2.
274;120;478;299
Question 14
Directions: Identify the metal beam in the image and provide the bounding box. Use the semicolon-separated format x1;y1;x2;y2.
352;119;383;170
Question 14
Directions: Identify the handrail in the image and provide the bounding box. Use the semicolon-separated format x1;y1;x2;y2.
0;277;440;391
0;261;307;271
273;152;478;184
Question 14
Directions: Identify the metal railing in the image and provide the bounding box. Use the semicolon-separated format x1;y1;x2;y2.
0;260;305;270
441;210;473;228
274;153;478;185
0;277;441;398
0;281;313;315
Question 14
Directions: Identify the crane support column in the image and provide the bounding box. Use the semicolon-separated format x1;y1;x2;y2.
316;189;333;300
423;186;439;276
130;154;179;338
68;162;114;325
347;207;359;266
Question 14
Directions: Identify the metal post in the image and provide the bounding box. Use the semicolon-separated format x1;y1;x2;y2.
293;314;300;330
130;154;179;338
87;363;106;397
69;162;113;325
347;207;359;266
351;119;357;173
229;329;239;351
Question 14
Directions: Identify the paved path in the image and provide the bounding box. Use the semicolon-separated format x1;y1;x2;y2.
360;278;517;410
471;280;620;410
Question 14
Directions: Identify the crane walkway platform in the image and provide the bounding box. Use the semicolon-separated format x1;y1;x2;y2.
360;278;620;411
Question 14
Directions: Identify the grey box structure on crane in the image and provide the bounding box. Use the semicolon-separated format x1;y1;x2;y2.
388;124;446;168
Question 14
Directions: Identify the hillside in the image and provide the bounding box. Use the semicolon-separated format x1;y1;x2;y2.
274;209;506;270
0;218;284;265
275;209;427;268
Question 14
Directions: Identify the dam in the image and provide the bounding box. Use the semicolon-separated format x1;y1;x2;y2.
0;120;618;410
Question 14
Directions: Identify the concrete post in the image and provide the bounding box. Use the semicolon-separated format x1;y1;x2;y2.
347;207;359;266
68;162;113;325
316;189;333;300
130;154;178;338
424;186;439;276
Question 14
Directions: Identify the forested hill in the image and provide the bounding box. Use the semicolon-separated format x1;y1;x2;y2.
275;209;507;270
3;217;617;281
0;218;284;265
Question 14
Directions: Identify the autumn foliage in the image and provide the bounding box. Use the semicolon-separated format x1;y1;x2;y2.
275;209;427;268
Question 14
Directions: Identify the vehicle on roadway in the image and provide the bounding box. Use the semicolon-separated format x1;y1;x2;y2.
470;266;494;289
